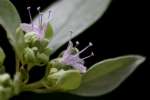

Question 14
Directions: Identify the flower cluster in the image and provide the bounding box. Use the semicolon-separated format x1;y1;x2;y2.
1;6;95;98
20;6;94;73
0;74;13;100
44;40;94;90
20;7;51;68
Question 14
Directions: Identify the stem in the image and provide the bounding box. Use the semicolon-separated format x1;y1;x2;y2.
16;57;20;72
22;80;43;91
31;89;54;93
23;82;55;93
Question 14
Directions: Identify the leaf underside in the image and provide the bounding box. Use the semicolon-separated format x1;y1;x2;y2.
70;55;145;96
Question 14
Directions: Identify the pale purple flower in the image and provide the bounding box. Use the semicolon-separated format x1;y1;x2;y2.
20;7;51;39
20;23;47;39
62;41;94;73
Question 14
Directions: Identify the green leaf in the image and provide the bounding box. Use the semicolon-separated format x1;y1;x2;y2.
45;23;53;40
15;28;26;61
33;0;111;53
0;0;20;45
0;0;25;60
70;55;145;96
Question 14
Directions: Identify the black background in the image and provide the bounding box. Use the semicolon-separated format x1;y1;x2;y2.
0;0;149;100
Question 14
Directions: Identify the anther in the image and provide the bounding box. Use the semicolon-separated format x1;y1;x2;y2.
75;41;80;47
37;6;41;12
27;6;31;10
89;42;93;46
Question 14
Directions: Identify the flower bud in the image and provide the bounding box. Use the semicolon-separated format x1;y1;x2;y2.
45;69;81;91
31;47;38;51
36;52;49;65
0;74;13;100
24;32;37;45
23;47;36;64
0;73;12;86
43;48;51;56
48;58;70;70
33;39;49;52
40;39;49;48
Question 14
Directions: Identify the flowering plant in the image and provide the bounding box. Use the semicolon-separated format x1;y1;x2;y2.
0;0;145;100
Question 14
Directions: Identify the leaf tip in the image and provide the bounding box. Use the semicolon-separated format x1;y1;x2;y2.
129;55;146;66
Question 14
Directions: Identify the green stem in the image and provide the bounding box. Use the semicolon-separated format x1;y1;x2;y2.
22;80;43;92
31;88;54;93
15;57;20;72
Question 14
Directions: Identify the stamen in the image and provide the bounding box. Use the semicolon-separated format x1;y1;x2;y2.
37;6;41;12
68;31;73;43
89;42;93;46
27;6;33;28
40;13;43;26
75;42;93;56
82;52;94;60
37;7;43;26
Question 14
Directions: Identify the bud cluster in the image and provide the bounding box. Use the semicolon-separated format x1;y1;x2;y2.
0;6;94;98
0;74;13;100
23;32;51;67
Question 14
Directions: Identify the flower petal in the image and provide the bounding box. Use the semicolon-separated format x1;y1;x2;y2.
41;23;48;34
63;41;73;58
20;23;33;33
73;63;87;73
20;23;41;34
